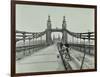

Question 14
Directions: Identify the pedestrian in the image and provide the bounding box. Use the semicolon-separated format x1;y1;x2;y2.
64;43;71;60
59;42;63;50
57;54;60;58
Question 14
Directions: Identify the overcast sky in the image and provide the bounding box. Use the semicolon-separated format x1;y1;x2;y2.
16;4;95;39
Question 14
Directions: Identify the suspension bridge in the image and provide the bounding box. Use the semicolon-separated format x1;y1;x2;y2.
16;16;95;73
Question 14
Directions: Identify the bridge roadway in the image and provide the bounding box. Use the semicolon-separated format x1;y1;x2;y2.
16;44;65;73
16;43;94;73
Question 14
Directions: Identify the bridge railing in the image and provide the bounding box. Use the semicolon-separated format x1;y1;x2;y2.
16;43;49;60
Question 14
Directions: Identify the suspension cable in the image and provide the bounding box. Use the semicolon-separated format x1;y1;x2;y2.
80;38;86;69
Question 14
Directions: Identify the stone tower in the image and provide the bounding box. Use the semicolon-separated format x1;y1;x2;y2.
62;16;68;44
46;15;52;45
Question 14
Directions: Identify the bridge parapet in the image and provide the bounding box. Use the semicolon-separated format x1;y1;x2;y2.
16;43;49;60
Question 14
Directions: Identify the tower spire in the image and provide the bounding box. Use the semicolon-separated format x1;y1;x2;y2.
62;16;68;43
63;16;66;22
62;16;67;29
48;15;51;22
46;15;52;45
47;15;51;29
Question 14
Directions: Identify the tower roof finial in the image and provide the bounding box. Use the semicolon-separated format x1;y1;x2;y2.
63;16;66;21
48;15;51;22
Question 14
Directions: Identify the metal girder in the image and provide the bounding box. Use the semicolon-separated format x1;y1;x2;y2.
16;30;38;34
16;27;95;42
16;30;46;42
65;29;94;40
51;29;62;32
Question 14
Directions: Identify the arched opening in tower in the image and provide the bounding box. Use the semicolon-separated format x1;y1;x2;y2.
51;32;62;43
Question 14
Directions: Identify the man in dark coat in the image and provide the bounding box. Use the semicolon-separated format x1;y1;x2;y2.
59;42;63;49
57;42;65;55
64;43;71;60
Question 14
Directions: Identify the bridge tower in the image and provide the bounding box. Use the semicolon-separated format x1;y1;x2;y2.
46;15;52;45
53;34;55;41
62;16;68;44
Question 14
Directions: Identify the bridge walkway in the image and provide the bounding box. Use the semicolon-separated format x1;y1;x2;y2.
69;48;94;70
16;44;94;73
16;44;65;73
